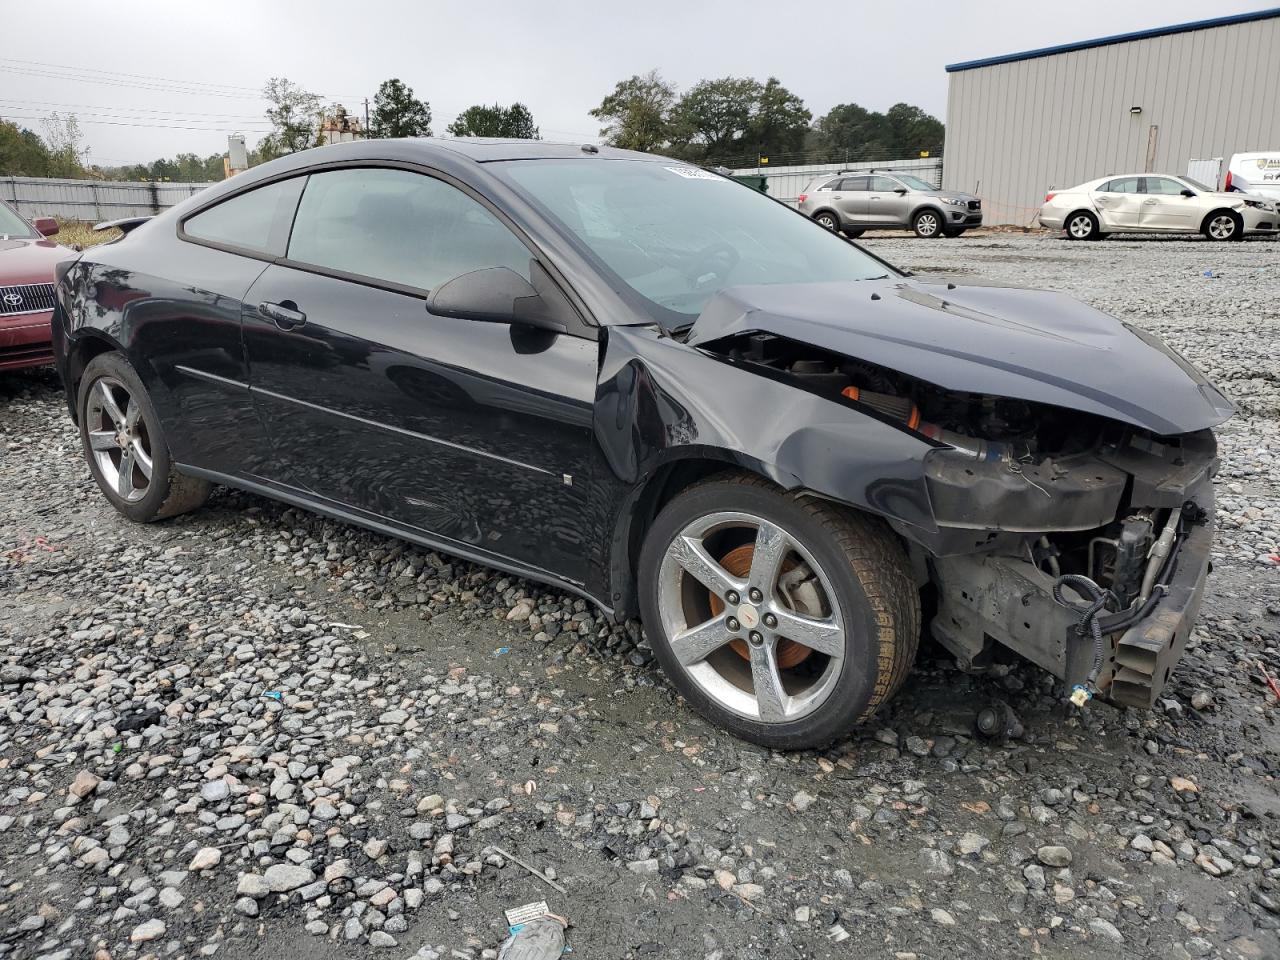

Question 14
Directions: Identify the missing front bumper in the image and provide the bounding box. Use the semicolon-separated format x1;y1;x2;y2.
929;493;1214;709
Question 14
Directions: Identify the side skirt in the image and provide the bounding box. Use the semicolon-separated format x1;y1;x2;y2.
175;463;616;619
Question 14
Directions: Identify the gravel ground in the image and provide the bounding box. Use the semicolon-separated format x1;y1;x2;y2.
1;232;1278;960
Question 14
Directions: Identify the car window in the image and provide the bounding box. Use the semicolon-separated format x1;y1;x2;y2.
1097;177;1141;194
818;178;841;191
287;167;532;291
840;177;871;191
1144;177;1187;195
0;202;36;238
869;176;902;192
183;177;306;255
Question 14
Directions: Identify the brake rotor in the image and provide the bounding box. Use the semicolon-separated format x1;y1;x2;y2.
708;543;814;668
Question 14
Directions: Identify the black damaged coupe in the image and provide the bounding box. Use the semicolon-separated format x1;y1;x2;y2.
53;139;1233;748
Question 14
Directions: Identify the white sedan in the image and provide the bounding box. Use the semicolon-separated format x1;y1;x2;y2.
1039;174;1278;241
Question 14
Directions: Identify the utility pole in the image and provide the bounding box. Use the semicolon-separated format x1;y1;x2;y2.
364;98;371;135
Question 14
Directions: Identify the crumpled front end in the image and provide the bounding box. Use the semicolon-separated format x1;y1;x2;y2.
691;305;1230;709
925;430;1217;708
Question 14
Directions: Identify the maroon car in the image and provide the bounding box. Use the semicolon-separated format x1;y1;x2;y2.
1;199;67;371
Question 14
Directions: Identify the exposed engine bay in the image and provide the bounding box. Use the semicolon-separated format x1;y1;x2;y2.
703;330;1220;709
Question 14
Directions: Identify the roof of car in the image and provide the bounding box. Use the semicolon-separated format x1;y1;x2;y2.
414;137;660;162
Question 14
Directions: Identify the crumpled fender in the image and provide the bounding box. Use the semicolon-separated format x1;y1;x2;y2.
597;326;937;532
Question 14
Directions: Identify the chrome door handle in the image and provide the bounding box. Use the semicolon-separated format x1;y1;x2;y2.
1143;199;1159;204
259;300;307;331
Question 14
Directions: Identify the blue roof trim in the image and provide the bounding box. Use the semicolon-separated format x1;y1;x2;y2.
946;7;1280;72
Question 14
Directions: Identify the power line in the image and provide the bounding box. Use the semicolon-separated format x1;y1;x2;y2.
0;97;268;122
0;56;267;94
0;111;272;133
0;63;366;104
1;105;272;128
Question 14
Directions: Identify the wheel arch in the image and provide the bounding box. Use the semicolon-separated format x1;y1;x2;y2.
1201;207;1243;235
1064;208;1100;236
64;331;127;425
810;207;842;228
911;205;946;235
608;450;789;619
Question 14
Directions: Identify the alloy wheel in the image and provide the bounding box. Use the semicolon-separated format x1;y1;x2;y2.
1068;214;1094;239
1208;215;1236;240
656;511;845;723
915;213;939;237
85;377;153;503
816;214;837;230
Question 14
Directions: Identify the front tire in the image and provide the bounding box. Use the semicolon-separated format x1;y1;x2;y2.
1202;210;1242;241
912;209;942;238
77;352;211;523
637;474;920;749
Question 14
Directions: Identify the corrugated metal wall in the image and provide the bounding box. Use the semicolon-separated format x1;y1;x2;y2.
0;177;211;221
944;15;1280;225
729;157;943;206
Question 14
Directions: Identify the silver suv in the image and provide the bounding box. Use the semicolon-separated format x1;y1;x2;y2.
797;172;983;238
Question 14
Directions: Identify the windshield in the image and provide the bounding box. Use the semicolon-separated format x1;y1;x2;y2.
0;202;35;239
1181;176;1213;192
895;174;938;191
496;159;894;326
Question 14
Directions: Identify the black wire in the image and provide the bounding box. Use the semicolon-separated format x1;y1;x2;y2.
1052;574;1116;688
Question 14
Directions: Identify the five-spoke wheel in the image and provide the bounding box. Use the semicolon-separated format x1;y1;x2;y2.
1204;212;1241;241
658;511;846;724
77;352;211;522
639;473;920;748
85;376;154;503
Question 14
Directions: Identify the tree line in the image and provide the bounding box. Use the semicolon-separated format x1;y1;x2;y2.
590;70;943;167
1;70;942;183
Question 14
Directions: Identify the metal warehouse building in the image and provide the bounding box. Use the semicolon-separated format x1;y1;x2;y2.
942;8;1280;225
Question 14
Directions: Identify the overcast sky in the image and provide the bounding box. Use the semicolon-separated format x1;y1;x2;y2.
2;0;1269;167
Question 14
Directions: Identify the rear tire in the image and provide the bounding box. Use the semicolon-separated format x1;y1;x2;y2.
1065;210;1099;240
912;209;943;238
814;211;840;232
637;473;920;749
1202;210;1242;241
77;352;211;523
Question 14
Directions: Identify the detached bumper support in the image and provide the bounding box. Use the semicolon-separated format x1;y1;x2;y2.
1108;504;1213;708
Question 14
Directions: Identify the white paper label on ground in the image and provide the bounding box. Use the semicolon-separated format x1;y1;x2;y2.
504;901;550;926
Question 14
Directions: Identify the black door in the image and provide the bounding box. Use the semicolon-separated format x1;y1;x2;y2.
142;175;305;478
242;166;597;584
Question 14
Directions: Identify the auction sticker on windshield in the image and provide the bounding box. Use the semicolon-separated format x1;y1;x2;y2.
665;166;726;181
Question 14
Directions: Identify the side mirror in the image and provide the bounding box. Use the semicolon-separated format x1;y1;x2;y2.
33;217;59;237
427;266;567;333
1180;188;1195;198
894;188;908;195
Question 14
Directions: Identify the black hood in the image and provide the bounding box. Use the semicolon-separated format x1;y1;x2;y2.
685;278;1234;436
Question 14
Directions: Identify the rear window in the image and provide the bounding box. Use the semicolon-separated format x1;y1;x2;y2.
183;178;305;255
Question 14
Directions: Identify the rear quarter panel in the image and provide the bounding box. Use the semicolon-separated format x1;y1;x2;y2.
61;230;271;468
